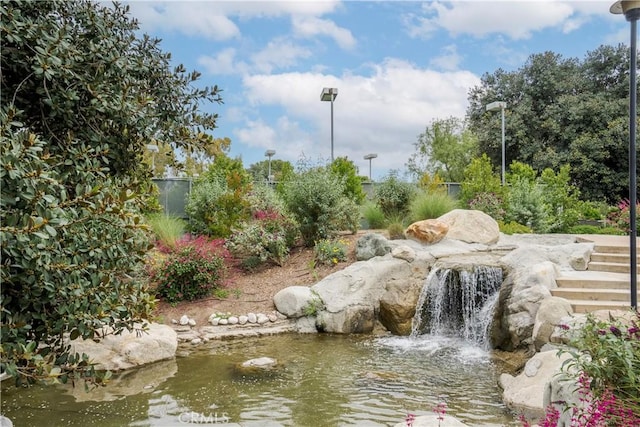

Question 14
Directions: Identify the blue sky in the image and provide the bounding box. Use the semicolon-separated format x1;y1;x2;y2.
125;1;630;180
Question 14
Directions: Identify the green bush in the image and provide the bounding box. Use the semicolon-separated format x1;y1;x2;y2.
408;191;457;222
145;213;186;249
505;177;549;233
374;171;417;217
460;154;503;206
468;192;506;221
539;165;581;233
361;201;387;229
330;157;366;204
314;239;348;266
498;220;532;235
387;221;406;240
282;166;360;246
153;239;226;304
567;224;625;235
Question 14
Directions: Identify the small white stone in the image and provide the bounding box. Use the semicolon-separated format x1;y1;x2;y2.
267;313;277;322
275;311;287;320
171;319;178;324
238;315;248;325
247;313;257;323
208;313;219;324
228;316;239;325
209;317;220;326
256;313;269;324
179;315;189;326
191;338;202;345
218;318;228;325
188;319;197;326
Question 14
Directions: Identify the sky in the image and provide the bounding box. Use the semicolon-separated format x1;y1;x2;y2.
124;1;632;181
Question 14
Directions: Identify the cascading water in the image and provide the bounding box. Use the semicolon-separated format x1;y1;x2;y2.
411;265;503;348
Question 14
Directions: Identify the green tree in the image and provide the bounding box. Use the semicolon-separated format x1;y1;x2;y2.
459;154;503;206
247;158;294;184
330;157;366;204
467;45;633;203
0;0;221;384
406;117;478;183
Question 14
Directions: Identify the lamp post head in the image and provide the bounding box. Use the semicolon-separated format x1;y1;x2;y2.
265;149;276;158
146;144;159;152
320;87;338;102
610;1;640;19
364;153;378;160
486;101;507;112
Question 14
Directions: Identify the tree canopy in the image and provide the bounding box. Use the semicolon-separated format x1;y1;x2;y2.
1;0;222;384
467;45;634;203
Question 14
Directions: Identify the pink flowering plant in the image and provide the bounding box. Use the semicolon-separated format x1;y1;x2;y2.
151;235;228;304
607;198;640;234
528;311;640;426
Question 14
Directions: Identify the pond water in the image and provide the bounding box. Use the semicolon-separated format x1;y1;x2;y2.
1;333;519;426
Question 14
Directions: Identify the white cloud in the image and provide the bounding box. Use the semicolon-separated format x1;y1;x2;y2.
238;60;480;175
198;48;248;75
251;39;313;73
430;44;463;71
292;16;357;50
407;1;605;40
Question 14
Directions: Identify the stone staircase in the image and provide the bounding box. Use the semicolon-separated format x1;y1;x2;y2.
552;238;639;313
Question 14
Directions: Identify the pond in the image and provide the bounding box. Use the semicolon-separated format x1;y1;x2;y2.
1;333;520;426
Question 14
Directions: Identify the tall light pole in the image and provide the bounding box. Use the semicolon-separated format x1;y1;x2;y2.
364;153;377;182
611;0;640;310
146;144;159;175
265;149;276;184
486;101;507;186
320;87;338;161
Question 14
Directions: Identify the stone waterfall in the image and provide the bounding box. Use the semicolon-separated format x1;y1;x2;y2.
411;265;503;347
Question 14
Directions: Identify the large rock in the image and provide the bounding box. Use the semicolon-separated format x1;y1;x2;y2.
532;297;573;351
273;286;316;318
355;233;392;260
500;349;571;421
69;323;177;371
404;219;448;245
437;209;500;244
379;279;423;335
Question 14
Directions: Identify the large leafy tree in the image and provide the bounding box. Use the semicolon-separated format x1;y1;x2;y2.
406;117;478;183
467;45;633;202
0;0;222;384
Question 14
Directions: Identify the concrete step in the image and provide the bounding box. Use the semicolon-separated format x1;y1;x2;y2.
590;252;640;264
567;299;634;314
555;271;633;289
593;244;635;255
551;287;636;302
588;261;632;274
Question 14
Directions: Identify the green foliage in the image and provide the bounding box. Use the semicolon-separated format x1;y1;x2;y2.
330;157;366;204
406;117;478;182
607;199;640;235
506;161;537;184
185;155;253;238
567;224;625;235
1;111;155;384
374;170;418;217
247;158;294;184
505;176;549;232
460;154;503;206
576;200;608;221
361;201;387;229
314;239;348;266
303;290;324;316
408;191;457;223
387;221;406;240
281;165;360;246
498;220;532;235
418;172;447;194
539;165;581;233
559;311;640;419
145;214;186;249
468;192;506;221
467;46;632;203
152;239;226;304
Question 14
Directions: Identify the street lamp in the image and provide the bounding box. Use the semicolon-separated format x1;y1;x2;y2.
610;0;640;310
486;101;507;186
146;144;159;175
265;149;276;184
364;153;377;182
320;87;338;161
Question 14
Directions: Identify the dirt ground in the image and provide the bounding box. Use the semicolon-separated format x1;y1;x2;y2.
155;230;385;326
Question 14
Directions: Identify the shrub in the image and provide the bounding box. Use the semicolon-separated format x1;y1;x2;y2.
330;157;366;204
468;192;506;221
152;237;227;304
505;177;549;233
607;198;640;235
387;221;405;240
361;201;387;229
314;239;348;266
408;191;457;223
460;154;503;206
539;166;581;233
145;213;186;249
374;170;417;217
567;224;625;235
498;221;532;235
282;165;359;246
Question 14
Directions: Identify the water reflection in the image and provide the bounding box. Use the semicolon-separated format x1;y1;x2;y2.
1;334;518;426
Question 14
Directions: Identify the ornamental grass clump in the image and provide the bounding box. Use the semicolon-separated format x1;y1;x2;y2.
152;236;228;304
